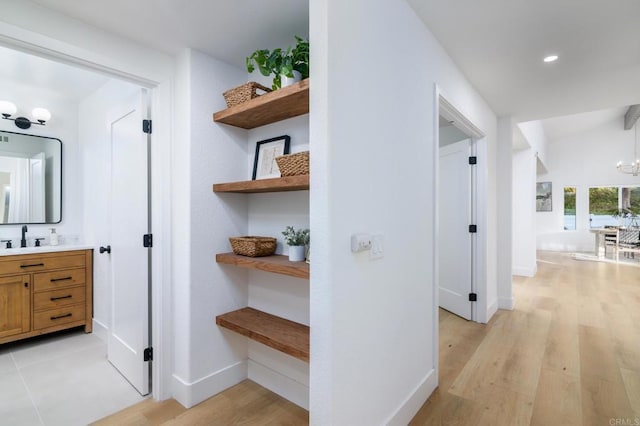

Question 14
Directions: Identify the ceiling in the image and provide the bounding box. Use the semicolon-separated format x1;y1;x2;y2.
407;0;640;121
539;106;627;142
0;44;109;101
30;0;309;70
10;0;640;126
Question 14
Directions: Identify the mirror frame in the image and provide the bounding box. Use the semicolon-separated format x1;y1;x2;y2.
0;129;62;225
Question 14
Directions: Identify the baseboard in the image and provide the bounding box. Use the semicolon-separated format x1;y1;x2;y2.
248;359;309;410
512;264;537;277
498;297;514;310
486;299;499;320
385;368;437;425
92;318;108;342
171;360;247;408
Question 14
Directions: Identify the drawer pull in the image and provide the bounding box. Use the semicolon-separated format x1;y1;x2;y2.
50;295;72;301
50;313;73;320
20;263;45;268
51;277;73;282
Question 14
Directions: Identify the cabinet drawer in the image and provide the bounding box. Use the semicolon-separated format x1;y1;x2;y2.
33;305;85;330
33;286;86;311
0;254;85;275
33;268;86;292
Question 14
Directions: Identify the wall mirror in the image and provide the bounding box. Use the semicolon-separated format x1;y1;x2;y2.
0;130;61;224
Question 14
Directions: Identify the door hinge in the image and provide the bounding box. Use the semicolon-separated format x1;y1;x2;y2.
142;119;152;134
143;234;153;248
144;347;153;361
469;225;477;233
468;156;477;165
469;293;477;302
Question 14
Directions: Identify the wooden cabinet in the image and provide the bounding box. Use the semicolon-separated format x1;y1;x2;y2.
0;249;93;345
0;274;30;339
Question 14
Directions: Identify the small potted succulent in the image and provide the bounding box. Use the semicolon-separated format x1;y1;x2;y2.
246;36;309;90
282;226;310;261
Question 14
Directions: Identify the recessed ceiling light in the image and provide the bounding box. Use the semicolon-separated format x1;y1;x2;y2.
543;55;559;63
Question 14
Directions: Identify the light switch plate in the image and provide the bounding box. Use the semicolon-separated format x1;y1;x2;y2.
370;235;384;260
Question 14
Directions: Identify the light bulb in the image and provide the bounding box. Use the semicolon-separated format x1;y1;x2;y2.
0;101;17;117
32;107;51;123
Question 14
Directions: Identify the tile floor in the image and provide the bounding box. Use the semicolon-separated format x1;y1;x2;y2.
0;328;145;426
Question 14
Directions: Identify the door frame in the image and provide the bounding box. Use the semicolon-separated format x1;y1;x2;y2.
433;86;488;325
0;34;173;400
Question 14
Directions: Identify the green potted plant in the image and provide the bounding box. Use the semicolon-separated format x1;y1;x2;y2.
246;36;309;90
282;226;310;261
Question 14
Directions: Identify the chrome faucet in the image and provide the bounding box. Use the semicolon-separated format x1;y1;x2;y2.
21;225;27;248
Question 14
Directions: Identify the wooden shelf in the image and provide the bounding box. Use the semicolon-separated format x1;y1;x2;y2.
216;307;309;362
213;175;309;193
213;79;309;129
216;253;309;279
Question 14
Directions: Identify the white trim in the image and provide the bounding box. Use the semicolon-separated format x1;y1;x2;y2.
384;369;438;426
498;297;514;310
436;89;488;324
92;318;108;343
171;361;248;409
248;360;309;410
487;299;500;318
432;85;441;386
512;265;537;277
0;25;173;401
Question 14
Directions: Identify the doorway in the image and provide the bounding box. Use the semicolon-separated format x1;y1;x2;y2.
0;43;157;422
436;94;487;322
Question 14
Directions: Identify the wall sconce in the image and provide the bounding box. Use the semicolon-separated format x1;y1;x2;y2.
0;101;51;129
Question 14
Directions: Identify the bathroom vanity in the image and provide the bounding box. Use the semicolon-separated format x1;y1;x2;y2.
0;248;93;345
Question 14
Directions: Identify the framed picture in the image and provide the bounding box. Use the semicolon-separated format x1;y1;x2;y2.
252;135;291;180
536;182;552;212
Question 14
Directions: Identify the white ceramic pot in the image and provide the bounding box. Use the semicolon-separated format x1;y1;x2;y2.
288;245;306;262
281;70;302;88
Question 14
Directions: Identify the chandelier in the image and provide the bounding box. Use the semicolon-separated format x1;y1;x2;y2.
617;122;640;176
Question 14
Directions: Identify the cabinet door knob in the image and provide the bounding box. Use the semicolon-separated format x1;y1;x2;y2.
24;282;28;288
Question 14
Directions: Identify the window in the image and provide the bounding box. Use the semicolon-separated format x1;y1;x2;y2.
621;187;640;227
589;186;640;228
564;187;576;230
589;187;618;228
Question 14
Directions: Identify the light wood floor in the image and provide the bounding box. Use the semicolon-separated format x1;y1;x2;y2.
96;251;640;425
411;251;640;425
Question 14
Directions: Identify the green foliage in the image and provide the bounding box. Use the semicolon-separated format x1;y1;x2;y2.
246;36;309;90
564;187;576;214
588;187;618;215
282;226;310;246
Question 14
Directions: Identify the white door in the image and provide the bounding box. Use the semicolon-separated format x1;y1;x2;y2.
438;138;473;320
106;90;151;395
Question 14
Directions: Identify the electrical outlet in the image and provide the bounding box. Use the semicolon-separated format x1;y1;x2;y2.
370;235;384;260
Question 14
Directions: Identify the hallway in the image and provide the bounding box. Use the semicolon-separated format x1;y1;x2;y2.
412;251;640;425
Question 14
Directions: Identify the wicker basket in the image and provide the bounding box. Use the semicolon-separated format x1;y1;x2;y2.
229;236;277;257
223;82;272;108
275;151;309;177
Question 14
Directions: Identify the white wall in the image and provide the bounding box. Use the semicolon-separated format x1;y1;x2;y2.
512;148;537;276
511;120;548;276
537;116;640;252
246;115;310;408
78;79;140;331
310;0;497;423
170;48;250;407
0;77;81;245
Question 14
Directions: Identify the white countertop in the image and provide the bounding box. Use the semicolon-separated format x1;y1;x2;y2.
0;244;94;256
